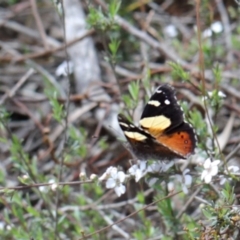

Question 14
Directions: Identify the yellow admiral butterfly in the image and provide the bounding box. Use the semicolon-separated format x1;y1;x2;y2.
118;84;196;160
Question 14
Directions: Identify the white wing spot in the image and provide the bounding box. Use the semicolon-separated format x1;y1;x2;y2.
165;99;170;105
130;124;135;128
119;122;129;128
148;100;161;107
124;131;147;141
156;89;162;93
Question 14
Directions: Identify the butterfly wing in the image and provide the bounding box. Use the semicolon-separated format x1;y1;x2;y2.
118;84;196;160
139;84;196;158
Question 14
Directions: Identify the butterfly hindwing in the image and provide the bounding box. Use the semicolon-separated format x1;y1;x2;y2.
156;122;196;158
118;114;185;159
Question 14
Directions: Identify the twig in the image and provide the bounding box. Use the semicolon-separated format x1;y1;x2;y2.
215;0;233;62
26;60;66;97
0;180;92;191
30;0;49;49
0;19;60;47
98;210;130;239
11;98;45;133
226;143;240;162
49;102;97;142
0;29;95;62
0;68;35;105
176;187;202;218
60;189;153;211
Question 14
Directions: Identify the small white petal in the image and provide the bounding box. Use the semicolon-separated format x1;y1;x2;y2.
128;165;138;175
22;174;29;179
55;60;73;77
167;182;174;192
106;179;116;189
51;183;58;191
218;91;226;98
117;171;126;183
204;174;212;183
201;170;208;181
109;168;118;178
219;176;227;185
147;162;161;173
210;166;219;176
39;186;46;192
211;21;223;33
90;174;97;180
182;184;188;194
162;161;174;172
164;25;178;37
139;161;147;171
203;158;211;168
105;166;116;175
48;179;55;184
228;166;239;173
212;160;220;166
135;169;146;182
183;169;190;175
184;175;192;186
203;28;212;38
115;184;126;196
148;177;158;186
99;172;108;181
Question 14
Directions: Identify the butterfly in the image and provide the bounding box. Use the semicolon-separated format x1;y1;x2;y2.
118;84;196;160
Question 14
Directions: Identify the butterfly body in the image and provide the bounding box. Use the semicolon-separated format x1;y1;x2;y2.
118;84;196;160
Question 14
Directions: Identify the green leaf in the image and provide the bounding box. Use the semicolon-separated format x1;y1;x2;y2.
128;80;140;101
168;61;190;81
202;208;212;219
109;0;121;18
109;37;121;57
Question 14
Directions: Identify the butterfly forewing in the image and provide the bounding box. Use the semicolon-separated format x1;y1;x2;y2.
140;84;184;134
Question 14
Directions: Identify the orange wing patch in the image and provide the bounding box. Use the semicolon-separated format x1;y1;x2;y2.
156;131;194;157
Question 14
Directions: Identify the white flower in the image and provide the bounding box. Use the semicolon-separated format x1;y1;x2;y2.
208;90;226;98
225;165;239;174
164;25;178;38
22;174;29;179
147;161;174;173
220;165;240;185
55;60;73;77
51;183;58;191
129;161;147;182
211;21;223;33
146;161;174;186
175;169;192;194
201;158;220;183
99;166;114;181
102;167;126;197
167;182;175;192
79;172;86;180
90;174;97;180
39;185;46;192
